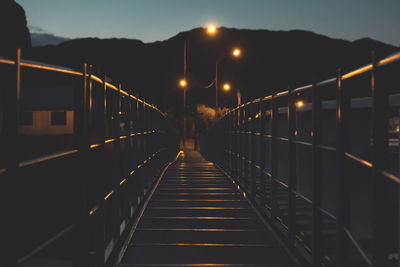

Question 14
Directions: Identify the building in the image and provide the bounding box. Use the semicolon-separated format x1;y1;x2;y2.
19;84;74;136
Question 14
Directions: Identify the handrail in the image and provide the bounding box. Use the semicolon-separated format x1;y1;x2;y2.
0;56;162;114
201;48;400;267
223;50;400;116
1;48;179;266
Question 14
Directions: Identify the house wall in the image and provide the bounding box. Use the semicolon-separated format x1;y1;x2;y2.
19;110;74;136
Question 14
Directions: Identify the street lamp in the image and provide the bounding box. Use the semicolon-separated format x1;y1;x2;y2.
207;25;217;35
222;82;241;106
179;79;187;147
223;83;230;91
179;25;220;147
215;48;241;109
296;100;304;108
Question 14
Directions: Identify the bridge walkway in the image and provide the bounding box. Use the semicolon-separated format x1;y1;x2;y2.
119;149;299;267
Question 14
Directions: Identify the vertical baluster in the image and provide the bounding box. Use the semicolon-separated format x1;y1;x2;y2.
235;109;239;181
229;112;233;175
271;94;278;219
312;81;322;265
336;69;350;267
250;104;257;196
245;106;250;188
288;88;296;242
238;108;243;183
112;84;122;244
73;63;90;266
259;102;267;208
371;51;390;267
3;47;21;267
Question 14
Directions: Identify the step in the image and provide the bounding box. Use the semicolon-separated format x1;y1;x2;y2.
121;244;294;265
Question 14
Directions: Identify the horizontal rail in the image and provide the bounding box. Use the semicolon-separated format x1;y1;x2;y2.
201;48;400;267
21;60;83;76
223;50;400;115
17;224;76;266
19;149;78;168
0;56;162;113
344;227;372;267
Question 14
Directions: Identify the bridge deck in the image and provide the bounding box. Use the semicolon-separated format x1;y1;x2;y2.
120;150;299;267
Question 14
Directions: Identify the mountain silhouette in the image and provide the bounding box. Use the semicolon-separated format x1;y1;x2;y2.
0;0;31;57
31;33;71;47
23;27;399;111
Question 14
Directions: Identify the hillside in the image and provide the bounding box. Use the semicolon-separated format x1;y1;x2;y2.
24;27;399;110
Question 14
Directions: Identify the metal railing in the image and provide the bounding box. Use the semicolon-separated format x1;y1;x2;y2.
201;51;400;267
1;49;179;266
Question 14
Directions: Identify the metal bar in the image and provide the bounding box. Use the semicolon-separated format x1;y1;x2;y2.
250;104;257;196
239;108;243;184
2;47;21;267
292;84;313;94
293;140;312;147
336;69;351;267
19;149;78;168
259;102;267;207
271;94;278;219
377;51;400;67
73;63;90;266
17;224;76;266
0;58;15;65
371;51;391;267
287;88;296;243
380;170;400;184
20;61;83;76
113;84;123;240
344;228;372;267
311;81;323;265
344;152;373;168
342;64;373;80
235;109;240;181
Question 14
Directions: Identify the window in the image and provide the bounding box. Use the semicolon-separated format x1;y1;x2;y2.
51;111;67;125
20;111;33;125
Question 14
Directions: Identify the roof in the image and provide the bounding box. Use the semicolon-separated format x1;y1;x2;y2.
20;84;75;110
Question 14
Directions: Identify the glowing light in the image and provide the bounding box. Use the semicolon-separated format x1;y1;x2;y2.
207;25;217;35
232;48;241;57
296;100;304;108
223;83;231;91
180;79;187;87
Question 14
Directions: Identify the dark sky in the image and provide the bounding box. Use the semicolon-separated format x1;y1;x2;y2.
17;0;400;46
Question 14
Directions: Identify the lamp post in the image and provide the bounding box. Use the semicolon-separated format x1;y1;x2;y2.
215;48;241;109
179;78;187;147
179;25;218;147
222;82;242;107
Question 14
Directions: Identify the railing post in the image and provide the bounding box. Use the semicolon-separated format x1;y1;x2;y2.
336;68;350;267
113;84;122;241
228;112;234;174
311;81;322;265
271;94;278;219
370;51;391;267
235;109;240;181
245;106;251;189
288;88;296;243
74;63;90;267
238;107;244;183
250;104;257;196
259;102;267;207
3;47;21;267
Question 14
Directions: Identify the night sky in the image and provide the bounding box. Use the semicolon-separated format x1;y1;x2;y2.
16;0;400;46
